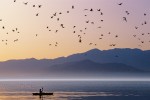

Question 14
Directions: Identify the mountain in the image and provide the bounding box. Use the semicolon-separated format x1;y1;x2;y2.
0;48;150;78
63;48;150;71
47;60;143;73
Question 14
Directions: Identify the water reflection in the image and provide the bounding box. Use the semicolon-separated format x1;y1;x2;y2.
0;91;147;100
0;81;150;100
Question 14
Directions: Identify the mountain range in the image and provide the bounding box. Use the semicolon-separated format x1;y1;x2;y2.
0;48;150;78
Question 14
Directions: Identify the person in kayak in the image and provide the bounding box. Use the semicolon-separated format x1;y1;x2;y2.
39;89;42;94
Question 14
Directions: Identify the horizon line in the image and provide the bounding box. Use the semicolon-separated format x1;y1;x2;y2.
0;47;148;62
0;78;150;82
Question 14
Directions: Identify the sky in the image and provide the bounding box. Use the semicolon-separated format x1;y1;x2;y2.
0;0;150;61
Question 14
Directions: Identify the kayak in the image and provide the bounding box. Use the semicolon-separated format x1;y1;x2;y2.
32;92;53;95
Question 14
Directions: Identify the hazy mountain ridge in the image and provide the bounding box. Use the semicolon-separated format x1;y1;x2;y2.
47;59;144;73
0;48;150;78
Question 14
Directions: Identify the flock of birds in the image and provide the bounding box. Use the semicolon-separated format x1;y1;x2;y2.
0;1;149;49
0;19;20;45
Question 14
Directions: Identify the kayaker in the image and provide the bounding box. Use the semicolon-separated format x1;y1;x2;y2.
39;89;42;94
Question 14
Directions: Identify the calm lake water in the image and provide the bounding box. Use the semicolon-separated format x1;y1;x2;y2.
0;81;150;100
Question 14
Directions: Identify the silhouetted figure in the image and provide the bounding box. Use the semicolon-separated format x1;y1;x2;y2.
39;89;42;94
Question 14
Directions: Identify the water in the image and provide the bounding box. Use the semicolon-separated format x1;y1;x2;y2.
0;81;150;100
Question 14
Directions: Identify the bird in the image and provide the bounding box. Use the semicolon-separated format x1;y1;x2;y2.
49;44;52;46
115;35;118;38
55;30;58;33
144;13;147;16
84;9;88;11
141;33;144;35
123;17;127;22
38;5;42;8
57;18;60;21
72;5;74;9
14;39;18;42
89;43;93;45
118;3;123;5
90;8;93;12
14;0;16;2
97;9;101;11
79;38;82;43
33;5;35;7
36;13;39;16
144;21;147;24
67;11;69;13
36;34;38;36
86;20;89;23
135;26;138;29
12;30;15;32
125;11;130;15
91;22;94;24
60;24;65;28
23;2;28;5
53;13;57;16
2;26;5;29
133;35;136;37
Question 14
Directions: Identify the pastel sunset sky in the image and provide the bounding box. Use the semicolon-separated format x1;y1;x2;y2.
0;0;150;61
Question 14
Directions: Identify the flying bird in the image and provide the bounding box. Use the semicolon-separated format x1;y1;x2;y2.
72;5;74;9
118;3;123;5
97;9;101;11
23;2;28;5
135;26;138;29
38;5;42;8
36;13;39;16
90;8;93;12
125;11;130;15
123;17;127;22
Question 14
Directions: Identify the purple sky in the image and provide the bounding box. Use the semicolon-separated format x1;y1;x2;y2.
0;0;150;61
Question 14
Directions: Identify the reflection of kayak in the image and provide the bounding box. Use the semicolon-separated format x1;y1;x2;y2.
32;93;53;95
